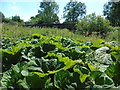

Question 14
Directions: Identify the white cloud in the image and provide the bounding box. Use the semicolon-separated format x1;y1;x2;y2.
11;6;17;10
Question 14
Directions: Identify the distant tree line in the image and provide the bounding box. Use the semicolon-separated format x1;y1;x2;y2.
1;0;120;27
0;0;120;37
29;0;86;24
0;12;24;25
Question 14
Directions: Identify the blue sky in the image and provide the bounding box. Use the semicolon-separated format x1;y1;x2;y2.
0;0;109;23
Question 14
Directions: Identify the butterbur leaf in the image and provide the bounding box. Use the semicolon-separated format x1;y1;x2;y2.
91;39;105;47
17;79;29;89
27;66;43;72
44;78;55;89
79;74;89;83
8;46;21;55
87;63;96;71
61;38;74;47
94;73;114;88
94;47;113;65
90;71;102;79
42;43;57;52
95;76;104;85
25;73;48;88
33;72;48;77
1;70;13;88
73;65;89;75
105;64;116;78
32;34;41;39
73;68;82;75
54;70;70;89
48;69;62;74
66;85;76;90
93;85;103;88
110;51;119;61
104;76;114;85
73;65;89;83
21;69;29;76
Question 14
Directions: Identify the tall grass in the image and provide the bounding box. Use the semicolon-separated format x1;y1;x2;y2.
1;23;119;42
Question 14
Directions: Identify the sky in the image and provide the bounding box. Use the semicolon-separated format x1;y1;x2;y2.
0;0;110;23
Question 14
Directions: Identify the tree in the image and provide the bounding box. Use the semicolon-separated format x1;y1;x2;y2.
12;16;21;22
11;16;24;25
4;18;11;23
103;1;120;26
0;12;5;22
31;0;59;24
63;1;86;23
76;13;112;37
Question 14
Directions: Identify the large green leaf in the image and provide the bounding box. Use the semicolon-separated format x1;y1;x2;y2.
94;46;113;65
91;39;105;49
73;65;90;83
94;73;114;88
25;73;48;89
54;70;70;89
17;79;30;89
79;74;89;83
1;61;28;88
41;43;57;52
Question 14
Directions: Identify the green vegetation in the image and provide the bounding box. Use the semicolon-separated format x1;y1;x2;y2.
76;13;112;37
0;11;5;22
103;1;120;26
11;16;24;25
63;1;86;23
1;0;120;89
0;33;120;89
30;0;59;24
0;11;24;25
1;23;103;41
1;23;119;42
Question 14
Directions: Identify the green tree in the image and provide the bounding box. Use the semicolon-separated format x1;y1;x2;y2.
4;18;11;23
76;13;112;37
31;0;59;24
12;16;21;22
103;1;120;26
0;11;5;22
11;16;24;25
63;1;86;23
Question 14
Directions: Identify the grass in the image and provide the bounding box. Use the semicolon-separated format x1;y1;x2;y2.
1;23;119;42
104;29;119;42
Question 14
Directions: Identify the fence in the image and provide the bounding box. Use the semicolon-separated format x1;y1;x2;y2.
22;23;77;30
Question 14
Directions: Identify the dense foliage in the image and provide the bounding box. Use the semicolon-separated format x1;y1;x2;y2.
63;1;86;23
103;1;120;26
11;16;24;24
0;13;24;25
30;0;59;24
76;13;112;37
0;34;120;89
0;11;5;22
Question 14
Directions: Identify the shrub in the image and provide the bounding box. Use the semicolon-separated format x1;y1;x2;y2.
76;13;112;37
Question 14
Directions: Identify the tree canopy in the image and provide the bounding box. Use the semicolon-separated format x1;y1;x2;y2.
12;16;21;22
63;1;86;23
103;1;120;26
11;16;24;24
30;0;59;24
0;11;5;22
